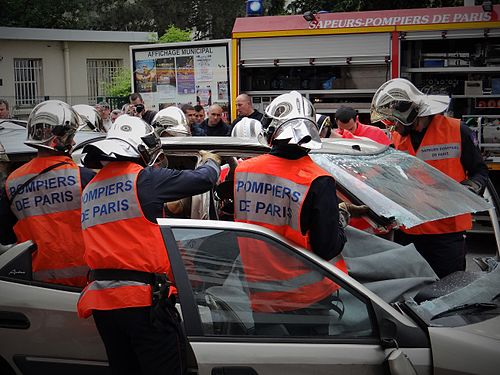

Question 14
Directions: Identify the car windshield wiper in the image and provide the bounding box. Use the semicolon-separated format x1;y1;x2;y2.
431;303;499;320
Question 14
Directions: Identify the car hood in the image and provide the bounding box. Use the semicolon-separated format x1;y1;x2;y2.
428;315;500;375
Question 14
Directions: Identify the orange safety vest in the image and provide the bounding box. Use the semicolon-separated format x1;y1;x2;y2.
77;162;171;318
392;115;471;235
234;154;347;313
5;155;88;286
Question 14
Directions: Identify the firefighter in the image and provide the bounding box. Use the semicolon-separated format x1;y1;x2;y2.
233;91;348;335
371;78;489;278
152;106;191;137
77;114;220;375
73;104;106;133
152;106;211;219
0;100;94;286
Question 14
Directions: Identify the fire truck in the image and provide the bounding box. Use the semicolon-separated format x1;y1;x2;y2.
231;5;500;173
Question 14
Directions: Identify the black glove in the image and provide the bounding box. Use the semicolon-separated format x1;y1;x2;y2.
460;179;482;195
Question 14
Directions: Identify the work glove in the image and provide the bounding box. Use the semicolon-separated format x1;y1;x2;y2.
221;156;238;169
199;150;221;166
338;204;350;228
460;179;483;195
339;202;370;218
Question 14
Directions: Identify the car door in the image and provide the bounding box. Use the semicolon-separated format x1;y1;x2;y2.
159;219;432;375
0;242;108;375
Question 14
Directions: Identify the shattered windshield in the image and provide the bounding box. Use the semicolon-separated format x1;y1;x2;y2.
311;147;491;229
404;267;500;327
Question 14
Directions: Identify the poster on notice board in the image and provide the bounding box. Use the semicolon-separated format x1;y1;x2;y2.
131;41;230;118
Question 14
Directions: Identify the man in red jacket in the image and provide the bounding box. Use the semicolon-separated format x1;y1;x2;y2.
332;106;391;145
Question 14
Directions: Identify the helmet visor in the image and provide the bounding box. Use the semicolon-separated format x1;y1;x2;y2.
271;118;322;150
317;116;332;138
371;99;419;126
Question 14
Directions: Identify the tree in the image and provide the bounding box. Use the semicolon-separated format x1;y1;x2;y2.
188;0;246;40
285;0;490;14
104;68;132;98
104;24;191;98
263;0;287;16
158;25;192;43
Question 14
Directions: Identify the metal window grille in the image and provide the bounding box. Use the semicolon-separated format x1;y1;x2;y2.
14;58;44;107
87;59;123;104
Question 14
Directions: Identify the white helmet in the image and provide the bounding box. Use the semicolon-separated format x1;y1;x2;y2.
73;104;105;133
231;117;265;143
263;91;321;149
315;114;332;138
82;115;163;168
371;78;450;126
152;106;191;137
264;90;316;127
25;100;80;153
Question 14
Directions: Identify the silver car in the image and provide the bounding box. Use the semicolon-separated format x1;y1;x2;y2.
0;137;497;374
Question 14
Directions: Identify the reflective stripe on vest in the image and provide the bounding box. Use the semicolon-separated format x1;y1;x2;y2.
235;172;308;231
5;156;87;287
392;115;471;234
81;174;140;229
7;168;81;220
85;279;149;292
77;280;152;319
246;270;325;293
33;265;89;282
416;142;461;161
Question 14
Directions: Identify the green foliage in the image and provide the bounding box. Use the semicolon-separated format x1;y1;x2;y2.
285;0;495;14
158;25;192;43
4;0;499;40
104;68;132;98
189;0;246;40
263;0;287;16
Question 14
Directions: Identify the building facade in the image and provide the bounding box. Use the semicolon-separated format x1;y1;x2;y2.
0;27;157;118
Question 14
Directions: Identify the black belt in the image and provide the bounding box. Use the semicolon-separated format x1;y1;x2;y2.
89;269;160;285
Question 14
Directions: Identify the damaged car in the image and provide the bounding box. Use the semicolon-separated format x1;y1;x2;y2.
0;136;498;375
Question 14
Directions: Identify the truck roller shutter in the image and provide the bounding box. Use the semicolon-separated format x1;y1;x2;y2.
240;33;391;67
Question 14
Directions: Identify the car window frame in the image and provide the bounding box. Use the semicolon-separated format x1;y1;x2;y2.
0;241;83;293
159;219;382;344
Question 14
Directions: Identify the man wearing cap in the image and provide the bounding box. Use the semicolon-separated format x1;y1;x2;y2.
371;78;488;278
96;101;112;131
333;106;391;146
